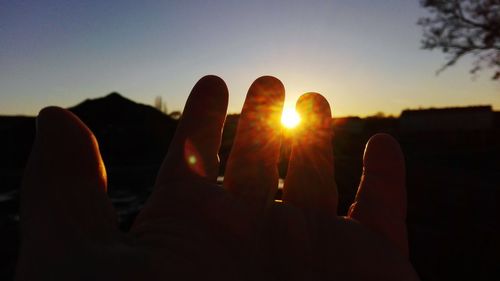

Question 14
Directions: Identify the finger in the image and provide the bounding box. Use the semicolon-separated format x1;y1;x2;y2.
348;133;409;257
19;107;117;244
282;93;337;217
223;76;285;211
133;76;229;230
155;75;228;185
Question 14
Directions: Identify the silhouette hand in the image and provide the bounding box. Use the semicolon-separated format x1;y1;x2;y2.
16;75;419;281
16;76;307;281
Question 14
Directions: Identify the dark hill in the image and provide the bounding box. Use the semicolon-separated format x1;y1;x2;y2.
0;93;178;191
68;92;177;166
0;116;36;175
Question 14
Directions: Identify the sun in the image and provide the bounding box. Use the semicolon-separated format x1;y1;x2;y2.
281;108;301;129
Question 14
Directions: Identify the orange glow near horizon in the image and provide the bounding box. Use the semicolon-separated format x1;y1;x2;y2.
281;107;301;128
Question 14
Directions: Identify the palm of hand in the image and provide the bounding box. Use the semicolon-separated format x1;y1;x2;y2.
16;76;419;280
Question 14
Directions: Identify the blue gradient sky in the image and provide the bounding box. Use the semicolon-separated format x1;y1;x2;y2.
1;0;498;117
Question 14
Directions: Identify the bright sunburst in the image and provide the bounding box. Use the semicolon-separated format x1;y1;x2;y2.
281;108;301;128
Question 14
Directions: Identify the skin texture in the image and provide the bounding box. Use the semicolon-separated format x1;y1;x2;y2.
16;75;420;281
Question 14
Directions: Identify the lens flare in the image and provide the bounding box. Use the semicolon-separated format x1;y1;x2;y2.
281;108;301;128
184;139;206;177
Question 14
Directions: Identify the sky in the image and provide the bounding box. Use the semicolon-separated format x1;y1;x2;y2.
1;0;498;117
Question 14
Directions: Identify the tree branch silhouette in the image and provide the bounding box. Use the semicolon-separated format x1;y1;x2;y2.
418;0;500;80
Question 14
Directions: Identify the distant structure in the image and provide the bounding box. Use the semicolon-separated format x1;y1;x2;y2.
400;106;494;133
154;96;168;114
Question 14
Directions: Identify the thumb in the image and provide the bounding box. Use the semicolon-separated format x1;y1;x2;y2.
19;107;117;248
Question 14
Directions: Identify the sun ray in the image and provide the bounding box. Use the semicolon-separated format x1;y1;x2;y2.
281;107;301;129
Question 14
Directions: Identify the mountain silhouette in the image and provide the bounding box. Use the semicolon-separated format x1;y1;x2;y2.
68;92;177;166
0;93;178;190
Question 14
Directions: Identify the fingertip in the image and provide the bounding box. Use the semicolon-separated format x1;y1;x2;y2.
296;92;331;117
363;133;404;174
238;75;285;132
36;106;66;132
37;106;92;137
293;93;332;143
295;93;332;131
254;75;285;90
37;106;77;124
199;74;225;83
35;105;103;165
197;74;227;91
37;106;64;117
250;76;285;101
190;75;229;109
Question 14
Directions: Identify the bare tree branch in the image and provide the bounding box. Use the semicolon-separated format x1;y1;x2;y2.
419;0;500;80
